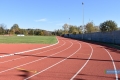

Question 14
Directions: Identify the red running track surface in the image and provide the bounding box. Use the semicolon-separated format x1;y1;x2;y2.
0;36;120;80
0;44;50;55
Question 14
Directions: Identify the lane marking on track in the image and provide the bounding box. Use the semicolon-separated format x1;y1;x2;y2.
70;43;93;80
16;68;37;73
24;41;82;80
0;40;73;74
104;48;118;80
0;40;66;64
0;37;59;58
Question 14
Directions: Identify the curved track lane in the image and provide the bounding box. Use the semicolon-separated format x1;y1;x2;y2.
0;37;120;80
0;37;73;80
72;42;120;80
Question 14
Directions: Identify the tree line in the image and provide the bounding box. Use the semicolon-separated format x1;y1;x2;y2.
0;20;119;36
0;24;53;36
54;20;120;36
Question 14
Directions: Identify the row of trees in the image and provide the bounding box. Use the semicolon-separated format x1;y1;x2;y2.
0;24;52;36
0;20;119;36
54;20;119;36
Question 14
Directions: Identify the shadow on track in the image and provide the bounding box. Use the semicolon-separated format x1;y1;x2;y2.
17;70;30;80
14;54;120;62
0;53;10;54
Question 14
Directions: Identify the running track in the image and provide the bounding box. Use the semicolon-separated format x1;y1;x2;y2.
0;36;120;80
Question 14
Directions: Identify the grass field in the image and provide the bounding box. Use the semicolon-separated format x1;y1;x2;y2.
0;36;57;44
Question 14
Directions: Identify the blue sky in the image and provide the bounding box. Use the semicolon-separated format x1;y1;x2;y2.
0;0;120;31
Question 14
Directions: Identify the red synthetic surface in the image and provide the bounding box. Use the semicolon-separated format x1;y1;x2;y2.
0;36;120;80
0;44;50;55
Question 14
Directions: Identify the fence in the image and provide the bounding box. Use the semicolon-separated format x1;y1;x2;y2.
64;30;120;44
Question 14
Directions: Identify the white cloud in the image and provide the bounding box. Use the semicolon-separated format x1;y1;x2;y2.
35;18;47;22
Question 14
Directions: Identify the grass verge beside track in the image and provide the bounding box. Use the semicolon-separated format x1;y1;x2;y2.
0;36;57;44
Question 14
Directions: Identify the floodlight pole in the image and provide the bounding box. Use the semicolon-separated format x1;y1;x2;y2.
82;2;84;39
69;18;70;31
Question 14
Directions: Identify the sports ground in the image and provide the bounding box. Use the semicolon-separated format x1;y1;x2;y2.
0;36;120;80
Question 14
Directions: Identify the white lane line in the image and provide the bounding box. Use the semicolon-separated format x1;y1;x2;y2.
70;43;93;80
0;37;59;58
0;41;73;74
0;40;66;64
24;41;82;80
104;49;118;80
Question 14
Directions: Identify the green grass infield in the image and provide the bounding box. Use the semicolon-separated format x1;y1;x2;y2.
0;36;57;44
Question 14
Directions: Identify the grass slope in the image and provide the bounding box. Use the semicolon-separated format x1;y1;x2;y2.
0;36;57;44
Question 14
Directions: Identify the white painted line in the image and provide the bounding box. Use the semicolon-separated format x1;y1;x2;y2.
104;49;118;80
0;40;66;64
0;56;3;58
24;41;82;80
70;43;93;80
0;37;59;58
0;40;73;74
14;37;59;55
